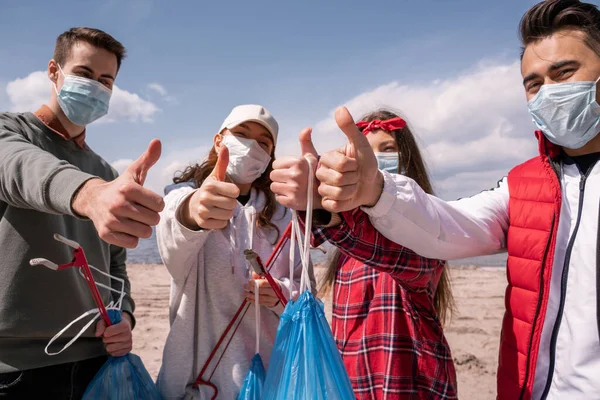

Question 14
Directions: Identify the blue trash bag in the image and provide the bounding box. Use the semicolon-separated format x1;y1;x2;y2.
83;310;163;400
237;353;266;400
262;291;355;400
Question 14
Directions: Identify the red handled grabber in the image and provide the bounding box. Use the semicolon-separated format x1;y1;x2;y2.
29;233;112;327
244;249;288;307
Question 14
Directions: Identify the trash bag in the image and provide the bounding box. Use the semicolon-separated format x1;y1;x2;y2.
262;291;355;400
237;354;266;400
83;310;163;400
236;281;267;400
30;235;162;400
263;161;354;399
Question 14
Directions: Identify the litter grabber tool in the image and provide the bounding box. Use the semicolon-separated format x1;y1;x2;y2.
30;233;113;327
30;233;163;399
244;249;288;307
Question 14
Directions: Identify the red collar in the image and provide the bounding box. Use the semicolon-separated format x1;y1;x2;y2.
34;105;87;149
535;130;561;159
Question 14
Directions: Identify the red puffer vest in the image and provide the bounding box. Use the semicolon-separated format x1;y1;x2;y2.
497;132;562;400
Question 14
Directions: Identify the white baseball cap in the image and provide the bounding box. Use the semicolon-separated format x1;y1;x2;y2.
220;104;279;144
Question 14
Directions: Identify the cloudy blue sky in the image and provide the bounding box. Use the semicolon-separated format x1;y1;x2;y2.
1;0;542;200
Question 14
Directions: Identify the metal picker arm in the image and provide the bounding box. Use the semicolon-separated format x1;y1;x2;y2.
30;258;59;270
244;249;266;275
244;249;288;306
54;233;81;249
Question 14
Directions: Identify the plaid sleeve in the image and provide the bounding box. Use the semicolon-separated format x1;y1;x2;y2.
302;208;442;290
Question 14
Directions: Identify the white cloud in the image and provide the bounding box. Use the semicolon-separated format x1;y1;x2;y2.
147;82;176;104
275;60;538;200
102;86;160;123
5;71;160;124
111;158;134;175
6;71;49;112
147;83;167;96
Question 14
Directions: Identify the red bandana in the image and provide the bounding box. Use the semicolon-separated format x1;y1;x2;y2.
356;117;406;135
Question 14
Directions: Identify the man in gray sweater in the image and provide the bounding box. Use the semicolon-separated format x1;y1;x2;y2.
0;27;164;399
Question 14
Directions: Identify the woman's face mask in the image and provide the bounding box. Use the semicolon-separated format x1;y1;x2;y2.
374;152;400;174
221;134;272;184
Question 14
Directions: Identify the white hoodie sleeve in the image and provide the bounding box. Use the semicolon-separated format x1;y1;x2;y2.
361;171;510;260
157;186;211;283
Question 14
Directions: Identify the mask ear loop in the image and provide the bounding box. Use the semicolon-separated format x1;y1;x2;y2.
52;64;65;96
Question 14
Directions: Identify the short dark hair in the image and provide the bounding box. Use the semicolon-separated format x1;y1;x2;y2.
53;27;127;70
520;0;600;58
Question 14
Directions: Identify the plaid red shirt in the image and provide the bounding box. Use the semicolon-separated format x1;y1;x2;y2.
309;209;457;400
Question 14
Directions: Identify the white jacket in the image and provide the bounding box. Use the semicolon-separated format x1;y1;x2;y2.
156;185;308;400
363;168;600;400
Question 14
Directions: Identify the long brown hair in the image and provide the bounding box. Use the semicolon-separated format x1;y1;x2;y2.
173;134;282;242
319;109;455;324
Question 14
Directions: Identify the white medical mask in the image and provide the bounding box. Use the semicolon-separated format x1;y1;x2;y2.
53;64;112;126
528;78;600;149
221;135;271;184
374;152;400;174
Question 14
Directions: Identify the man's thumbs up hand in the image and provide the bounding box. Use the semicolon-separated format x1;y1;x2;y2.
316;107;383;213
122;139;162;185
72;140;165;249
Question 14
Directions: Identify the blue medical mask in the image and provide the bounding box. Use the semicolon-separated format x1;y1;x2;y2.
528;78;600;149
375;152;400;174
53;65;112;126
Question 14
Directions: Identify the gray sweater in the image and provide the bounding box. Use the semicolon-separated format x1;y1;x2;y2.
0;112;134;373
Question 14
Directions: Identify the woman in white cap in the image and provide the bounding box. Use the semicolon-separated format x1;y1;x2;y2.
156;105;310;399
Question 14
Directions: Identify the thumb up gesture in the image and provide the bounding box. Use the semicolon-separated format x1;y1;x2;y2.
270;128;321;211
72;139;165;248
180;146;240;230
316;107;383;212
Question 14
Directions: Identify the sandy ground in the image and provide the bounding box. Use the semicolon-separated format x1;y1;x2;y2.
129;264;506;399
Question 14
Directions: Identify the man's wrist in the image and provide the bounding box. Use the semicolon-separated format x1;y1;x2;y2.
362;170;384;208
71;178;104;218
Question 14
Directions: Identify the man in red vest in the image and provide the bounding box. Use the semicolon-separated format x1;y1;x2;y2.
271;0;600;398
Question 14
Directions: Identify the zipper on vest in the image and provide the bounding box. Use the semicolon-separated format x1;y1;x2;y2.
519;157;562;400
597;201;600;343
541;169;592;399
519;214;555;400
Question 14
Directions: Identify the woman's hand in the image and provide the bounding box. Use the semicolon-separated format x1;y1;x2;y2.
180;146;240;230
244;272;283;308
